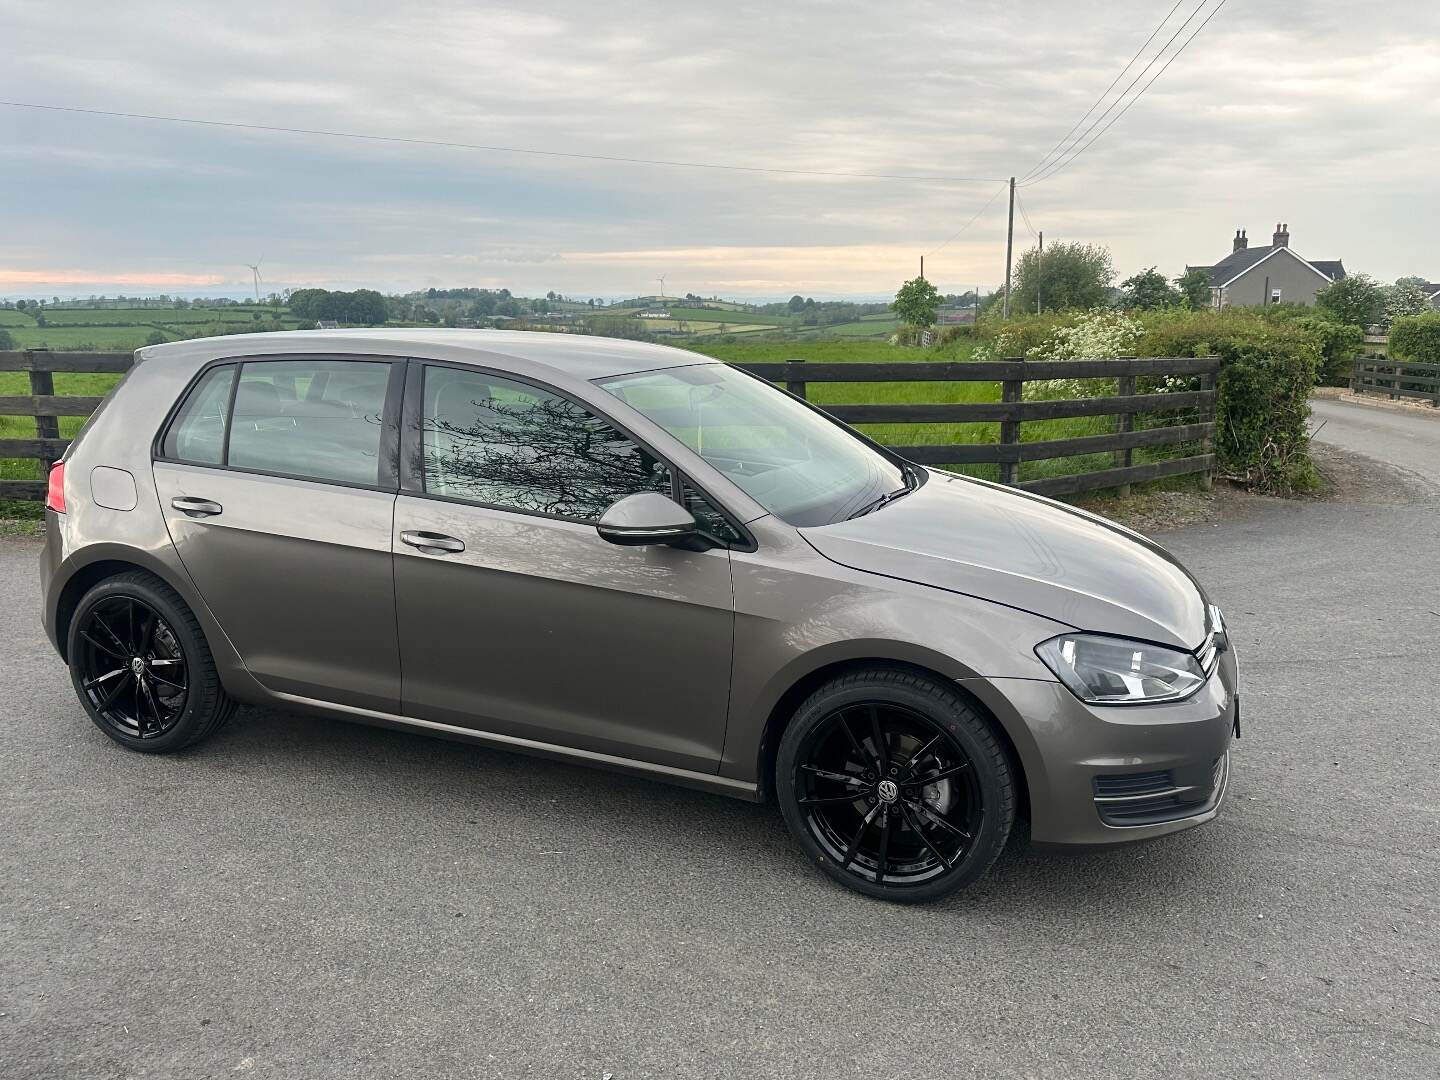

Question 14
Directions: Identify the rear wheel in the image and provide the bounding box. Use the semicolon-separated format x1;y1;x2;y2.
67;571;234;753
776;668;1015;903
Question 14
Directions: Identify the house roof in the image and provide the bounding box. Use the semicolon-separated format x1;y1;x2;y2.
1190;244;1344;289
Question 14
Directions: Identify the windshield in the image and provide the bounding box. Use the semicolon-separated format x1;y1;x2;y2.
596;363;908;526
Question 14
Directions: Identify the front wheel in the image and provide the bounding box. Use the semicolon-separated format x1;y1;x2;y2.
67;571;235;753
776;668;1016;903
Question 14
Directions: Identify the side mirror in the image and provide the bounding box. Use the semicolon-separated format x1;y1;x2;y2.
597;492;705;548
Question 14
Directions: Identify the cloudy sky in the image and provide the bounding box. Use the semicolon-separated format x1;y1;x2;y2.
1;0;1436;300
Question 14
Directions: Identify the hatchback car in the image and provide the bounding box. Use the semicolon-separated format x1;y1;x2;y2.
40;330;1238;902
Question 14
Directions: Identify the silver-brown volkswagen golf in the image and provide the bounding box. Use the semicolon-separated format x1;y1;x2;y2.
40;330;1238;902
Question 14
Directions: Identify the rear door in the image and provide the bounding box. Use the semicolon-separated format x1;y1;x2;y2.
391;362;737;772
152;355;404;713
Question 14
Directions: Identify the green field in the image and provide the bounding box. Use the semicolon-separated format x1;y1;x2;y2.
796;316;901;338
0;371;121;482
6;326;166;349
1;306;303;352
664;306;789;326
38;307;273;325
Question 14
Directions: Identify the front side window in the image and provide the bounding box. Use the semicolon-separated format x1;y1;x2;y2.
420;365;670;521
597;363;905;527
226;359;391;486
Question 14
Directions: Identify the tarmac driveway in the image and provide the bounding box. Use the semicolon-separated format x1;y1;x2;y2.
2;397;1437;1078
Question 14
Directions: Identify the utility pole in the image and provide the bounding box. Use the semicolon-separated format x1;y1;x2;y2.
1036;231;1044;314
919;255;924;281
1002;176;1016;319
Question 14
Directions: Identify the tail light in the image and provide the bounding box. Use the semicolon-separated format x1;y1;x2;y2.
45;461;66;513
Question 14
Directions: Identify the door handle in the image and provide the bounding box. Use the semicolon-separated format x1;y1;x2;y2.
171;496;224;517
400;530;466;555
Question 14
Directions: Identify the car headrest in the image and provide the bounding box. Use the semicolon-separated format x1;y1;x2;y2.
233;380;282;419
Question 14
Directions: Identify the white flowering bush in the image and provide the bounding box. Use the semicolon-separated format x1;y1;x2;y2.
974;310;1143;400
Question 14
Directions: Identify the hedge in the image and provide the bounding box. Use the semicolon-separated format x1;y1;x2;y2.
1390;312;1440;364
1134;310;1321;494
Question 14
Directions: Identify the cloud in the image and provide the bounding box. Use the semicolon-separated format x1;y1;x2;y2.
0;0;1436;297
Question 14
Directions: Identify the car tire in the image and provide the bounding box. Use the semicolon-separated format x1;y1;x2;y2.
776;667;1015;903
67;570;235;753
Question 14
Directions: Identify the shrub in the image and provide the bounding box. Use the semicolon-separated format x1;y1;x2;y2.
1389;312;1440;363
1263;308;1363;386
1138;309;1319;494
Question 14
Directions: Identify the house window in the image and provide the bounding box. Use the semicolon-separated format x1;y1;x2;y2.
1270;288;1283;304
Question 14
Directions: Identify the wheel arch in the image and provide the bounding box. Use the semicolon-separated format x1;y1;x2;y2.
48;545;255;703
752;656;1031;824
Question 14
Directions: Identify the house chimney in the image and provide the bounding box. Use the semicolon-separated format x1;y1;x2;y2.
1273;222;1290;248
1232;229;1248;253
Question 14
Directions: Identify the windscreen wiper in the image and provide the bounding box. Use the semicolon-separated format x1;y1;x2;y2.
846;484;912;520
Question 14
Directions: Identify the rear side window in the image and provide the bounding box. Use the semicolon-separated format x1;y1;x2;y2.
420;365;670;520
161;358;392;487
163;364;235;465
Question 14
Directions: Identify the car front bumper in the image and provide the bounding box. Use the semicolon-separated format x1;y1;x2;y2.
968;642;1239;848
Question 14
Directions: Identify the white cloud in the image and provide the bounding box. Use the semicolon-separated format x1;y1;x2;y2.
0;0;1436;296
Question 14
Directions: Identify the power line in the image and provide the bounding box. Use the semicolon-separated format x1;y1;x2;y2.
0;100;1007;185
1016;192;1039;240
1024;0;1231;187
1022;0;1213;187
925;182;1009;257
1018;0;1186;184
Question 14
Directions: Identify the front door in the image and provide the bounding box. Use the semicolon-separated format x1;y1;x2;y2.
392;363;735;772
152;356;403;713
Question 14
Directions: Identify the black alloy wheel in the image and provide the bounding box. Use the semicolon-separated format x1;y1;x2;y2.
74;593;189;740
777;669;1015;902
68;571;235;753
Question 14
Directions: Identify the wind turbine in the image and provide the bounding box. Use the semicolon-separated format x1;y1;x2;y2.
244;257;263;302
656;275;666;303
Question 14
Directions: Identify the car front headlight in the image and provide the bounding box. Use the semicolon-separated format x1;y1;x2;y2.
1035;633;1208;705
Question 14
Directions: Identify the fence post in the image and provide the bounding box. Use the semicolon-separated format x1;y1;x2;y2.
27;351;61;479
998;361;1022;486
784;356;807;401
1198;366;1216;491
1115;372;1135;497
1350;355;1360;396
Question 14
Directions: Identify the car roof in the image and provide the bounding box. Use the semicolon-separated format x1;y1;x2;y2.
136;328;720;382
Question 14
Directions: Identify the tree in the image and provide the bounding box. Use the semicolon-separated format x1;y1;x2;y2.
787;294;806;313
1315;274;1385;328
0;328;13;350
892;277;942;328
1118;267;1182;311
1010;242;1114;314
1384;279;1432;323
1175;268;1212;310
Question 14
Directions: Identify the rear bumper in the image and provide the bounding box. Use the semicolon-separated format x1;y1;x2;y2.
38;510;65;655
973;644;1238;847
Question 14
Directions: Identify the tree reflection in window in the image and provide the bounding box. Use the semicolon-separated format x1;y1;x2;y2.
422;368;671;521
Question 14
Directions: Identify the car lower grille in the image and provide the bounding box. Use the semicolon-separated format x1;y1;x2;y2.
1093;770;1173;799
1092;757;1226;827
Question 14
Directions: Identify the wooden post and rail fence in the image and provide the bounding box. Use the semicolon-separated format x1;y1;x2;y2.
1;349;1220;502
1350;356;1440;408
736;355;1218;497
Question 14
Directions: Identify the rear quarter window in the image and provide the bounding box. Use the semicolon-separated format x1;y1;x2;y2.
162;364;235;465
